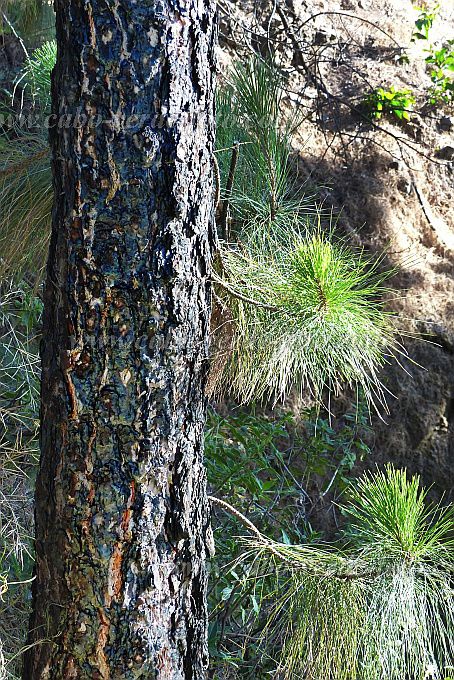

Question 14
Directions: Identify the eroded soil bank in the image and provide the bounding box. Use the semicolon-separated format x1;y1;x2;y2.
220;0;454;495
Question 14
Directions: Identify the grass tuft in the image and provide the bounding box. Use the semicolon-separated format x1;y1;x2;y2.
0;134;52;284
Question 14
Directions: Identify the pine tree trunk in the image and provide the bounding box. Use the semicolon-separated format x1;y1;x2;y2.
23;1;216;678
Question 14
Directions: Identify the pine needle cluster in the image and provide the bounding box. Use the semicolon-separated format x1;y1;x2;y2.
0;40;55;283
21;39;56;110
243;466;454;680
0;135;51;284
213;58;404;412
214;224;401;412
216;58;315;237
0;0;43;35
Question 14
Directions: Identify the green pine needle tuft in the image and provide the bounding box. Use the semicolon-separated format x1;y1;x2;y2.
22;39;57;110
215;223;402;412
0;41;55;283
242;466;454;680
344;464;454;561
216;57;316;236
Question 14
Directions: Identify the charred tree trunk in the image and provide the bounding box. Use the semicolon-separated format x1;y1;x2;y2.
23;1;216;678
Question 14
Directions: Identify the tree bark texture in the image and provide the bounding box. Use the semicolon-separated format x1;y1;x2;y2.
23;1;216;678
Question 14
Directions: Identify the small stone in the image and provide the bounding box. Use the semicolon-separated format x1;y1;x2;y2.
314;30;329;45
389;160;402;171
438;116;452;132
397;178;413;195
435;145;454;161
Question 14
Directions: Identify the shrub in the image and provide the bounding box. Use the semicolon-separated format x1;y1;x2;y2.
362;86;415;122
425;41;454;105
411;3;440;42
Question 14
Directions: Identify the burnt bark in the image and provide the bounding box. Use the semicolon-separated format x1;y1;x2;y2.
23;1;216;678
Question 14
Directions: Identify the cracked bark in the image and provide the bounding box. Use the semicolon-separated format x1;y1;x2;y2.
22;1;216;678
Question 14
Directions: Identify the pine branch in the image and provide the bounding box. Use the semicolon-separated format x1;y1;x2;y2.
212;272;281;311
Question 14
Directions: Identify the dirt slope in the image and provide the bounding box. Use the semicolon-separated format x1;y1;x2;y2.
221;0;454;495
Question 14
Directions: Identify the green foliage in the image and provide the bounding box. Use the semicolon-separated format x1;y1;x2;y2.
213;60;405;412
344;467;454;680
243;466;454;680
0;281;40;678
206;410;309;673
425;40;454;105
411;3;440;42
215;224;400;412
344;465;454;561
0;134;52;284
0;0;55;43
0;37;55;283
0;32;52;679
206;411;299;512
0;281;42;427
0;281;40;564
362;86;415;121
206;404;372;678
302;398;372;493
0;0;42;36
216;57;314;237
408;3;453;107
21;40;56;111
